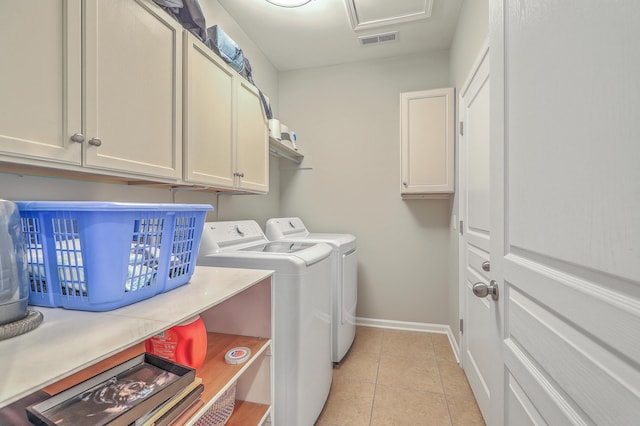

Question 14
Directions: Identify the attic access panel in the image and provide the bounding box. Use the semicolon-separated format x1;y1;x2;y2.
345;0;433;31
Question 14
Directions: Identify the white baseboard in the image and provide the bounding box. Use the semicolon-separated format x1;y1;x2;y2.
356;317;460;363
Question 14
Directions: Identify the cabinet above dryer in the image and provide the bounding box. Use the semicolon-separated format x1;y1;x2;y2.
400;88;455;199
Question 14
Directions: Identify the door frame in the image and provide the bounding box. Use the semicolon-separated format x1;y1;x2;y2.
458;38;505;425
458;38;490;362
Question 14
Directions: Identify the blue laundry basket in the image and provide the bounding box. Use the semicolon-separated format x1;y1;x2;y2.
15;202;212;311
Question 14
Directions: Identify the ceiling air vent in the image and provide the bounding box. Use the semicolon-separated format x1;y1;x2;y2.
358;31;398;46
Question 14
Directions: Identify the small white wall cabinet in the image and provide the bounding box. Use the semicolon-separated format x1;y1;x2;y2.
0;267;274;426
184;33;269;194
0;0;183;180
400;88;455;198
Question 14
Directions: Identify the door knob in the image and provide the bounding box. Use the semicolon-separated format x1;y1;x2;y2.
482;261;490;272
472;280;499;300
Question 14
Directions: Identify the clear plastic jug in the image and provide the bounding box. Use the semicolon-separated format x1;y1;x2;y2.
0;199;29;325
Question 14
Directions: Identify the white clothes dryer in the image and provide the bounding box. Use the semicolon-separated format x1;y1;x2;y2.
266;217;357;364
197;220;332;426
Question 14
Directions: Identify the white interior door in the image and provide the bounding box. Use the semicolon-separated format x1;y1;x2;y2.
491;0;640;424
459;44;502;426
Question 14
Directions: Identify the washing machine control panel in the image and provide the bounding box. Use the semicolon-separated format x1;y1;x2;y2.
200;220;268;253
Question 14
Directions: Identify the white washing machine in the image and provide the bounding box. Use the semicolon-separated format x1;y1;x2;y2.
266;217;357;364
197;220;332;426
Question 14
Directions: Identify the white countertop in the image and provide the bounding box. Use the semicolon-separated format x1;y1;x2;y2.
0;266;273;409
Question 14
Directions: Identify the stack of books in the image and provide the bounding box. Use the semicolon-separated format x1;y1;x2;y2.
133;376;204;426
24;353;204;426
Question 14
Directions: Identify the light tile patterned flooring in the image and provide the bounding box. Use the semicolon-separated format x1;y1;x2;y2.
315;326;486;426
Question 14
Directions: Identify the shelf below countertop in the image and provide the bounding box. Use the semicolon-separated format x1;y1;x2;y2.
172;332;271;425
0;266;273;409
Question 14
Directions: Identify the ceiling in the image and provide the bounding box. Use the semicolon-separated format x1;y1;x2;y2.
217;0;464;71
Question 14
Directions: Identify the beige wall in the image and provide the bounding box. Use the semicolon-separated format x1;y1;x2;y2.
278;51;454;324
448;0;490;341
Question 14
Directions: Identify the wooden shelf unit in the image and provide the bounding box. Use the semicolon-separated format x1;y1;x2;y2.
197;333;269;403
0;267;274;426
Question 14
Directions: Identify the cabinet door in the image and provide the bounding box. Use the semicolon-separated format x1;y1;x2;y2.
235;79;269;193
400;88;454;197
0;0;81;165
183;33;235;189
83;0;182;179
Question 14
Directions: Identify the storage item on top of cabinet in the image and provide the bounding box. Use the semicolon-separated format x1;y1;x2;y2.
0;0;183;181
206;25;246;75
400;87;455;198
15;201;211;311
183;32;269;194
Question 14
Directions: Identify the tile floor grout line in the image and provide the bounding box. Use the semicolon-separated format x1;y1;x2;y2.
367;328;386;425
367;331;379;425
436;351;456;426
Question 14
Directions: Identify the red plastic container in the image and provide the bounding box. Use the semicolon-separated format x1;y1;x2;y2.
145;315;207;369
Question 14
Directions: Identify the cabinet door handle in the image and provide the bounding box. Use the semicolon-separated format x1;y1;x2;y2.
234;172;245;178
402;181;408;187
88;138;102;147
70;133;85;143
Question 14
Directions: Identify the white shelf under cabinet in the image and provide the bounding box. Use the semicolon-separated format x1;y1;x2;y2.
269;136;304;164
0;266;274;423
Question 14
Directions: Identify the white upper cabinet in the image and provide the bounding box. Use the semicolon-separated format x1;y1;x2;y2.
183;33;235;189
400;88;455;198
83;0;183;179
183;33;268;194
235;78;269;193
0;0;82;166
0;0;182;180
1;1;267;191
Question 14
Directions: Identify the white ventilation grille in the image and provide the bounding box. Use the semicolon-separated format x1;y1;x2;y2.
358;31;398;46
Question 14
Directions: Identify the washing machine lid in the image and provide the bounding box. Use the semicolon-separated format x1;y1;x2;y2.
240;241;317;253
198;220;333;267
198;241;332;270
